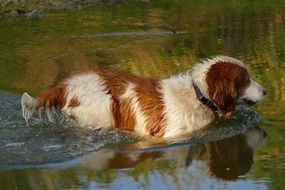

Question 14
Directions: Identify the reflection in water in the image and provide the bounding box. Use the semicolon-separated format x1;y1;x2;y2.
204;127;266;180
0;126;266;190
77;126;266;181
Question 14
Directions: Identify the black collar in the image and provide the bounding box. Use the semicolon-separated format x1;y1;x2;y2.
192;81;218;113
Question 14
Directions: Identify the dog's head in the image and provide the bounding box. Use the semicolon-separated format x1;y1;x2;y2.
192;56;266;117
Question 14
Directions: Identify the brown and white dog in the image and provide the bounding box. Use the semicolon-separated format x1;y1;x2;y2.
21;56;266;138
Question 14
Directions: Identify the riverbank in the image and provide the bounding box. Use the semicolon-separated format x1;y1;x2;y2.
0;0;129;18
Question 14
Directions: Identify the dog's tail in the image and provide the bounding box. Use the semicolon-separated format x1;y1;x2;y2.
21;84;67;123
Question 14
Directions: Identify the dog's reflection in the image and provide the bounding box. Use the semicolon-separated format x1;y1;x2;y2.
79;126;266;181
186;126;266;180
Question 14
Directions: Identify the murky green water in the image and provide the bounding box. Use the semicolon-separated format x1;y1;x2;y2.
0;1;285;189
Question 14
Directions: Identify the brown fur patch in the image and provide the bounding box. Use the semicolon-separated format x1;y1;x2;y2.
68;96;80;108
97;69;135;131
110;98;137;131
206;62;250;116
35;83;67;109
134;81;165;137
97;69;165;137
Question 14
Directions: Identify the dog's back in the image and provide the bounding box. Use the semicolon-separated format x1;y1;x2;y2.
21;70;166;136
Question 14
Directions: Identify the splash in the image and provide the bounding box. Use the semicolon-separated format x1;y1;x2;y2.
0;92;136;167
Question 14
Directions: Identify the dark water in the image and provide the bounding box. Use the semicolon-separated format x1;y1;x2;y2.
0;1;284;189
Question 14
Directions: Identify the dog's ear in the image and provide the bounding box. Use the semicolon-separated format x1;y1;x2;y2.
212;81;238;117
206;61;249;118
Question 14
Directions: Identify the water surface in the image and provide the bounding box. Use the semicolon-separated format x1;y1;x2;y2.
0;1;284;190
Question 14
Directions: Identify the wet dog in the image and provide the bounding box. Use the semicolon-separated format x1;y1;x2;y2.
21;56;266;138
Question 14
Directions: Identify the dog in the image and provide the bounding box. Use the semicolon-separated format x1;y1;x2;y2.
21;56;266;138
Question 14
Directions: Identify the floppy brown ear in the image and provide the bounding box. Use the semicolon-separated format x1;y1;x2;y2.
206;61;247;118
211;81;238;117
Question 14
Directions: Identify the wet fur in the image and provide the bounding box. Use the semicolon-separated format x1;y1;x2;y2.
21;56;266;138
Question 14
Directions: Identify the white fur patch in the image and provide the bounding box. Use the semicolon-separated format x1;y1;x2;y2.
241;79;265;103
21;92;38;124
62;73;113;128
160;74;214;138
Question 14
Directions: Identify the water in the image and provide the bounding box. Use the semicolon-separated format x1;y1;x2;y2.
0;1;284;189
